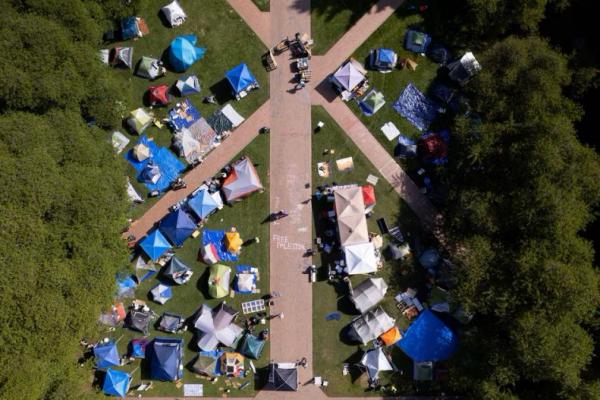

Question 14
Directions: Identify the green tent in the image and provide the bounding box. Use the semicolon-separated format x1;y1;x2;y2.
208;264;231;298
238;333;265;360
359;89;386;116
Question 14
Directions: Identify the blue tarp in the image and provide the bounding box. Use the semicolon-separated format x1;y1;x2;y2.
226;63;257;94
393;84;439;131
149;337;184;381
159;209;196;246
121;17;139;40
168;99;201;131
116;274;137;297
125;135;186;192
103;368;130;398
202;229;239;262
94;342;120;369
169;35;206;72
139;229;172;261
397;310;458;362
188;189;219;219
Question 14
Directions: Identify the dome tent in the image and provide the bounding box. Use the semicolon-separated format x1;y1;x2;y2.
169;35;206;72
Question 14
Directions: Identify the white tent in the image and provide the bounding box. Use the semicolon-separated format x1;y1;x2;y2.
127;181;144;203
360;347;396;380
161;0;187;27
345;242;378;275
334;187;369;247
175;75;201;95
347;307;395;345
331;61;366;92
194;303;243;350
350;277;388;313
112;131;130;153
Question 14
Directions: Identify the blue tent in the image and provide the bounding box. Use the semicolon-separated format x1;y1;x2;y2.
94;342;120;369
397;310;458;362
121;17;140;40
225;63;257;95
116;274;137;298
159;209;196;246
169;35;206;72
103;368;130;398
371;48;397;71
188;189;219;219
149;337;184;381
139;229;172;261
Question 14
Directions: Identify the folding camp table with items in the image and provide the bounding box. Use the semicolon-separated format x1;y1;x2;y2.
262;49;277;72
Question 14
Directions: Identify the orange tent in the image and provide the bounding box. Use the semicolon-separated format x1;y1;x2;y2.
379;326;402;346
225;231;243;253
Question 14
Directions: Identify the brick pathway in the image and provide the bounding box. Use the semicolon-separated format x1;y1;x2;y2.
261;0;314;388
226;0;271;47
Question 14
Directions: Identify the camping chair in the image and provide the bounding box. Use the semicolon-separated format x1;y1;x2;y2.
388;226;405;243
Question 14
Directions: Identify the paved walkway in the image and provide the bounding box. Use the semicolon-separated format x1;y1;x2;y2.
261;0;314;389
226;0;271;47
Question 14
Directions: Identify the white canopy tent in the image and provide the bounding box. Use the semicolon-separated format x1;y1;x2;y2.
344;242;378;275
360;347;396;380
350;277;388;313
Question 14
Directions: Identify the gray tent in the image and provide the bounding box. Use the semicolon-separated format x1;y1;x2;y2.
158;312;184;333
164;256;193;285
127;309;152;335
192;352;219;376
349;277;388;314
194;303;243;350
447;52;481;86
360;347;396;381
222;157;264;203
347;307;395;345
264;363;298;391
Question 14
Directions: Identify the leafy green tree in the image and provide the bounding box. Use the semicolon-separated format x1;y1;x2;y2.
445;36;600;399
0;111;129;399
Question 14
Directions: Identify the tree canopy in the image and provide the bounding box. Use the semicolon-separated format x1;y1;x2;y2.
0;1;136;398
444;36;600;399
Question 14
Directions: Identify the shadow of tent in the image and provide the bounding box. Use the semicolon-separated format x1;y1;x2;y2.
344;347;366;384
156;9;171;29
140;354;153;380
315;79;338;103
253;366;270;390
339;324;360;346
209;78;234;105
333;280;359;316
195;265;212;300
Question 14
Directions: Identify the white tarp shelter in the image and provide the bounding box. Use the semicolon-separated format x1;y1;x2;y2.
347;307;395;345
161;0;187;27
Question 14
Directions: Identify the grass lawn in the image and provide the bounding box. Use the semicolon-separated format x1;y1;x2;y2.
90;133;270;398
106;0;269;219
310;106;427;396
251;0;270;12
346;8;440;163
310;0;379;55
